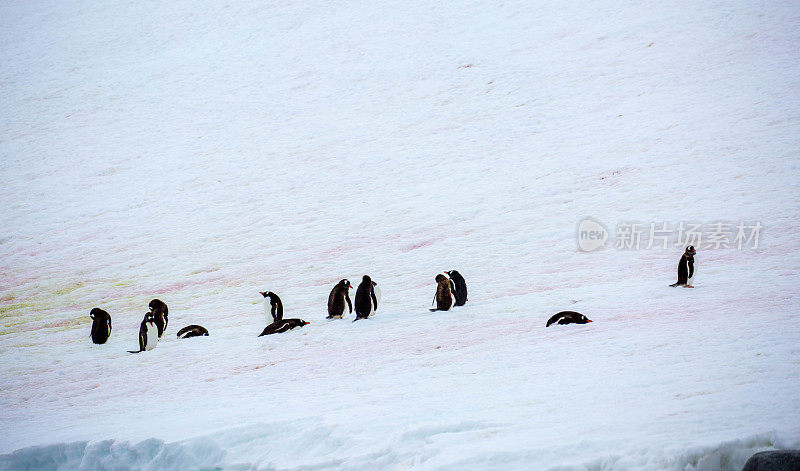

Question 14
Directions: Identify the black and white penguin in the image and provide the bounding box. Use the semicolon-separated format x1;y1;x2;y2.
89;308;112;344
257;291;308;336
259;319;309;336
128;312;159;353
546;311;592;327
430;274;454;312
445;270;468;306
327;279;353;319
260;291;283;322
670;246;696;287
354;275;379;321
176;325;209;338
149;299;169;337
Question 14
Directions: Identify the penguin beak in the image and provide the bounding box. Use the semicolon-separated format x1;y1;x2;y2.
587;319;593;322
259;291;266;296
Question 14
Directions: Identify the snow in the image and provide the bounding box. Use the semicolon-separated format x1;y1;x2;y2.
1;0;799;469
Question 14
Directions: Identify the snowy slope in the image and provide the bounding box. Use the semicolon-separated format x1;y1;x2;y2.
1;0;799;469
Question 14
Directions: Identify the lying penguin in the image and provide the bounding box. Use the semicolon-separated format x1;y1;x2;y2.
546;311;592;327
176;325;209;338
258;291;309;336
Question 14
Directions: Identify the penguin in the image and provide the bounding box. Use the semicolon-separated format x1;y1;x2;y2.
430;274;454;312
670;245;696;287
260;291;283;322
257;291;308;336
370;281;381;316
445;270;468;306
176;325;209;338
128;312;159;353
546;311;592;327
327;279;353;319
89;308;112;344
354;275;379;321
259;319;309;336
149;299;168;337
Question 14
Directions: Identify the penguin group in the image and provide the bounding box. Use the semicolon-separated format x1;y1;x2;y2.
89;298;210;353
89;246;698;347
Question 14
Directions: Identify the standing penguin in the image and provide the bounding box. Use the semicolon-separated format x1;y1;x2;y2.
445;270;468;306
670;246;697;287
430;274;454;311
149;299;168;338
89;308;112;344
354;275;379;321
327;279;353;319
128;312;159;353
260;291;283;322
257;291;309;336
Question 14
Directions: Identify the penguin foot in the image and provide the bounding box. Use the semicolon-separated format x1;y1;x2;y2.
684;285;694;288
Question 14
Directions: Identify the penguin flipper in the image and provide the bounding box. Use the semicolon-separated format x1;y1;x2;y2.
139;327;146;351
545;314;564;327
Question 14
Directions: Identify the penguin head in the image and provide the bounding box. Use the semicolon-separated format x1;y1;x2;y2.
339;279;353;289
579;314;592;324
686;246;696;255
260;291;279;302
89;307;102;319
144;311;156;322
362;275;371;284
435;274;447;283
148;299;165;312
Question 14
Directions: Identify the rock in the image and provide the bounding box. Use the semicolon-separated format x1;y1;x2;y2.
742;451;800;471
